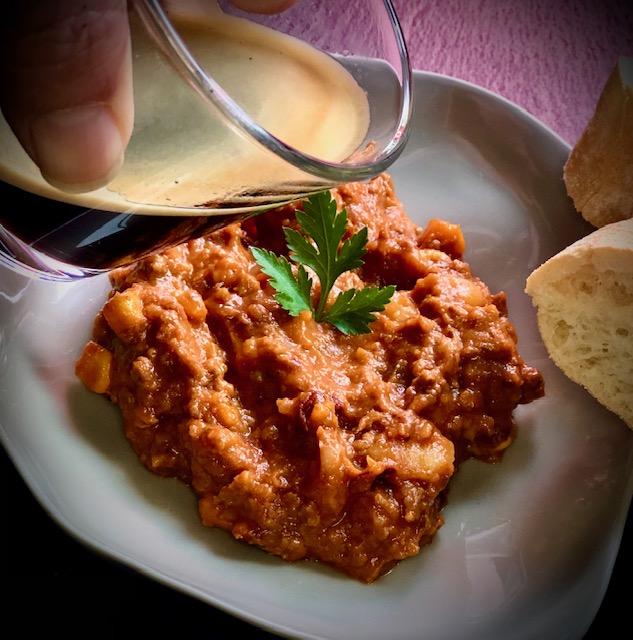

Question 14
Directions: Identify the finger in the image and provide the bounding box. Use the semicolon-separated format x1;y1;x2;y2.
0;0;133;193
230;0;297;15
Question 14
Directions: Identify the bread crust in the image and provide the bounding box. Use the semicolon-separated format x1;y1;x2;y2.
563;57;633;228
525;218;633;429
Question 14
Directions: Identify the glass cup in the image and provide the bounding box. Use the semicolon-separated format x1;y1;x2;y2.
0;0;412;281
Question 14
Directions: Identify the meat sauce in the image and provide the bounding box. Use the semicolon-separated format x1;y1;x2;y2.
76;174;544;582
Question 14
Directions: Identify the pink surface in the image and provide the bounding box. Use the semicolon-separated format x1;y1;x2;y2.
392;0;633;145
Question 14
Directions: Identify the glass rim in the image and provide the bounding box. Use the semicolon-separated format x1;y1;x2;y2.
131;0;414;182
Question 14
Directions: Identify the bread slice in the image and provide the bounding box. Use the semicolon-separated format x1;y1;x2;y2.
525;218;633;428
563;57;633;228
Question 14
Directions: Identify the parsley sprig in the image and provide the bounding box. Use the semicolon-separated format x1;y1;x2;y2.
251;191;395;335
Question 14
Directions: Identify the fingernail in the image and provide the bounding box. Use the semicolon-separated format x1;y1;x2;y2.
30;105;125;193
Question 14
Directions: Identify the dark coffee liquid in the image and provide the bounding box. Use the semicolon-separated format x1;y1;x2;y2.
0;180;248;272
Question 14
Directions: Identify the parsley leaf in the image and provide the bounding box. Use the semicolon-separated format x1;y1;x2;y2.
250;247;312;316
324;284;396;335
251;191;395;334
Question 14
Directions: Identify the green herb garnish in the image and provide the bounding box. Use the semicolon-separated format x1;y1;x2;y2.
251;191;395;335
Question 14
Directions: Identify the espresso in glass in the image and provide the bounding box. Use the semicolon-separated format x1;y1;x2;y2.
0;0;412;280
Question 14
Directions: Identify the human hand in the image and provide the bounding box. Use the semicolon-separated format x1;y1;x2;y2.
0;0;295;194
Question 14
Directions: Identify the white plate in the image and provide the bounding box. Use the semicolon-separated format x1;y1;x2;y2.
1;71;632;640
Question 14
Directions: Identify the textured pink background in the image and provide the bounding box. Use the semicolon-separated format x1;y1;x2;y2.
391;0;633;145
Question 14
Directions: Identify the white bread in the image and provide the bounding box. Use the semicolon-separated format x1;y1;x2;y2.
525;218;633;429
563;57;633;228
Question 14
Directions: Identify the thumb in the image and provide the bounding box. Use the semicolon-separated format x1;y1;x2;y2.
0;0;134;193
